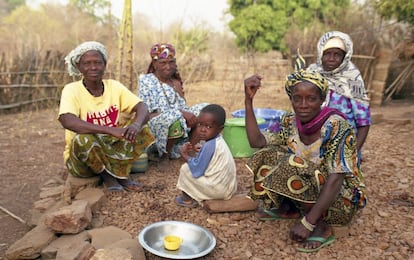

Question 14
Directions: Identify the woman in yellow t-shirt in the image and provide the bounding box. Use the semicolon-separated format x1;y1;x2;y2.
58;41;154;192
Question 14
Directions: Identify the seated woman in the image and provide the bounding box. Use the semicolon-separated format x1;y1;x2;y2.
243;54;367;253
138;43;207;170
59;41;154;192
175;104;237;208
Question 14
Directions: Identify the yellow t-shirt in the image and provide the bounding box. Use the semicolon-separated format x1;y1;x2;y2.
58;79;142;162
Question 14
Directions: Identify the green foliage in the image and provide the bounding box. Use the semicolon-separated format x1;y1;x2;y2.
0;0;25;16
228;0;351;54
374;0;414;25
0;3;116;55
69;0;114;24
5;0;24;10
171;27;212;79
229;4;288;53
174;28;210;56
2;5;62;51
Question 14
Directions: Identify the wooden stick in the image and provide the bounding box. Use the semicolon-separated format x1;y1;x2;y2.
394;64;414;95
0;205;26;224
363;44;377;86
384;61;414;102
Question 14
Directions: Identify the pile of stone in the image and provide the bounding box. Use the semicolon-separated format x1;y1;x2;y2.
5;175;146;260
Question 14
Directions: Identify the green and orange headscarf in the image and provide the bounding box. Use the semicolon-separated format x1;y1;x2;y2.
285;51;328;99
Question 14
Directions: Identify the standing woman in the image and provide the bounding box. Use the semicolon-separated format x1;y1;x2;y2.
138;43;207;170
308;31;371;154
59;41;154;192
244;54;367;253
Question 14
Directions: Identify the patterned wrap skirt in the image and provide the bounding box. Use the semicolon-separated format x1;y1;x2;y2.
66;126;154;179
246;145;358;225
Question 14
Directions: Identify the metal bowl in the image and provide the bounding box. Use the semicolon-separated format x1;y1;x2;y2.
138;221;216;259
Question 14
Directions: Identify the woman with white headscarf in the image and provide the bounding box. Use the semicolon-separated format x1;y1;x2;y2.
308;31;371;155
58;41;154;192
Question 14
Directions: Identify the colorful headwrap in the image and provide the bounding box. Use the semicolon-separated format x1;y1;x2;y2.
285;51;328;98
150;43;175;60
64;41;107;77
146;43;180;77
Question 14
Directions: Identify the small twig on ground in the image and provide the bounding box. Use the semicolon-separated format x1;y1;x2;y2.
16;182;27;199
0;205;26;225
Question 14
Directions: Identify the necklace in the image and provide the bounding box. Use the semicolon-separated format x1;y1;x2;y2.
83;80;104;97
159;78;180;107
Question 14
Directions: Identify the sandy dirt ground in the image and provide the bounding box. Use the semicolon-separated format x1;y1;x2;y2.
0;80;413;259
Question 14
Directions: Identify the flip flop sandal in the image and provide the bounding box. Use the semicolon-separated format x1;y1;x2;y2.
119;179;142;192
256;209;287;221
104;184;125;193
175;196;198;208
296;235;335;253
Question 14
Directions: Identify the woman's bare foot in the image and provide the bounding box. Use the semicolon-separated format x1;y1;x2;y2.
255;207;301;220
101;170;124;193
156;153;172;172
298;221;334;251
255;200;301;220
118;178;142;192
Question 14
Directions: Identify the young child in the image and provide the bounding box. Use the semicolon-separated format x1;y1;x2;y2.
175;104;237;208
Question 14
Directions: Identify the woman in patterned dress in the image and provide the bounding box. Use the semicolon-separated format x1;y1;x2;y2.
243;54;367;253
138;43;207;170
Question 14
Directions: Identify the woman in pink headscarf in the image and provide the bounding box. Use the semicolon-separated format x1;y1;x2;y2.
138;43;208;171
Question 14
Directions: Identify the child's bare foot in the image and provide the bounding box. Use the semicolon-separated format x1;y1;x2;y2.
175;196;198;208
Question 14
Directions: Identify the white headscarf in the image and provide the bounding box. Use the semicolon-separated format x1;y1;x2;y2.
308;31;369;104
64;41;108;76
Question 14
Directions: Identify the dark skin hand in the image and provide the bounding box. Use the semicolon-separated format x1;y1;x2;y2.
289;172;344;243
179;142;195;162
58;102;149;143
181;110;197;128
243;74;267;148
356;125;369;151
149;109;197;129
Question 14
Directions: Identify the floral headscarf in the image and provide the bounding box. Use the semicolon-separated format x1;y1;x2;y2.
146;43;181;83
308;31;369;103
64;41;107;77
150;43;175;60
285;51;328;98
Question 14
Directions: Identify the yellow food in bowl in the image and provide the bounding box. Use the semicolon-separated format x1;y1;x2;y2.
164;235;183;251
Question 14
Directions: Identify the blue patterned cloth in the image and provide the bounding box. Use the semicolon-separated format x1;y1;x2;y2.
327;91;371;133
138;73;207;158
